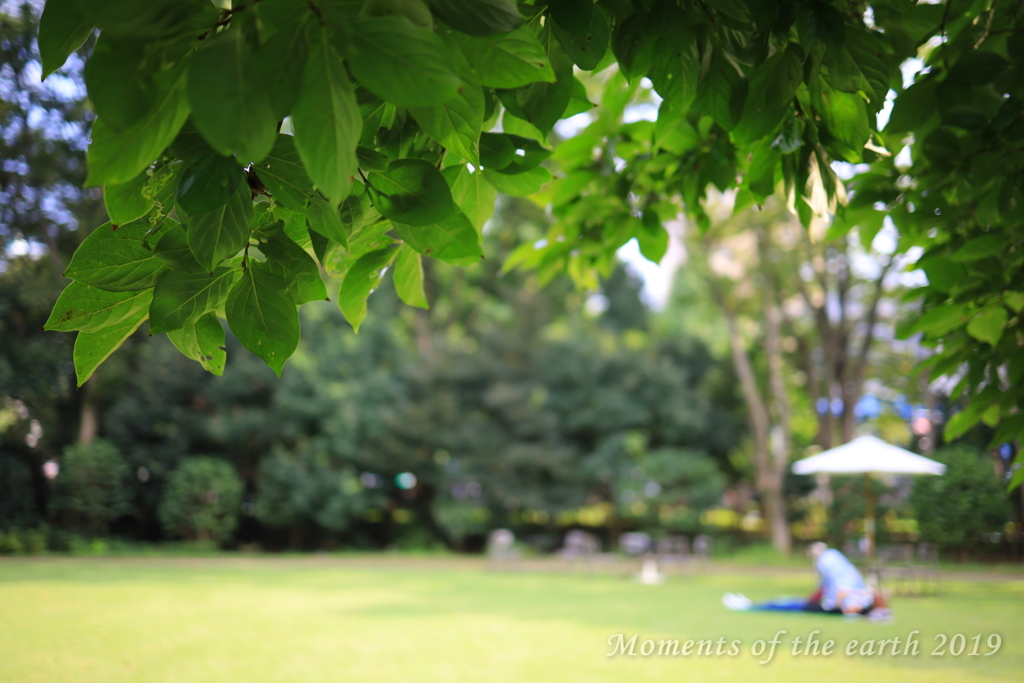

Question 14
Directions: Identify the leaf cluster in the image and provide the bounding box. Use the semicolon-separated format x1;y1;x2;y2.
41;0;568;380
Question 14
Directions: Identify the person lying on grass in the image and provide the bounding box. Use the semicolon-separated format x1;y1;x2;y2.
723;542;890;619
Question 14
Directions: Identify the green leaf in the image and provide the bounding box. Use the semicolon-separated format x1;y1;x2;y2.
442;165;496;233
951;234;1004;261
500;111;547;145
88;0;208;41
65;219;168;291
104;172;153;226
692;50;747;131
348;16;461;107
845;28;889;115
611;11;655;81
168;119;216;163
141;163;183;235
338;243;400;331
428;0;524;36
187;29;277;163
478;132;515;170
439;24;556;89
38;0;93;79
72;311;147;385
1003;292;1024;313
149;267;237;334
338;194;365;239
226;263;300;375
187;178;254;271
907;303;969;338
167;313;227;376
256;15;311;119
886;79;936;134
636;212;668;264
813;77;869;159
394;211;482;265
357;146;390;172
154;223;204;272
647;18;699;112
918;256;965;293
292;33;362;205
393;244;429;308
517;36;573;134
563;77;595;118
85;72;190;187
944;401;988;441
366;159;458;226
797;0;846;54
255;135;315;212
992;413;1024;447
966;306;1007;346
485;134;551;175
548;0;592;37
947;51;1008;86
83;36;164;132
552;6;609;71
409;83;485;165
1009;464;1024;493
324;223;395;279
45;283;153;332
654;102;699;154
305;194;352;247
258;229;328;304
176;152;244;215
767;44;803;110
746;145;780;200
482;166;552;196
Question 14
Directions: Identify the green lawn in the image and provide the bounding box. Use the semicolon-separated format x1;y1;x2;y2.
1;557;1021;683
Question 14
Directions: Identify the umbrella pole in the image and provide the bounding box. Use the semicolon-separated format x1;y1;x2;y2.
863;473;876;558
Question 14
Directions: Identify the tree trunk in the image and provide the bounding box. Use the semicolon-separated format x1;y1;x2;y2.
759;475;791;555
77;376;99;445
713;286;791;555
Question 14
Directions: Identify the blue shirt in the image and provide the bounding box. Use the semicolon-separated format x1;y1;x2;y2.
816;549;868;611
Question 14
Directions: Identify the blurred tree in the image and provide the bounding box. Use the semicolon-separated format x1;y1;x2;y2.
49;438;130;536
395;198;740;545
911;446;1012;558
0;453;36;529
0;3;106;520
158;457;242;543
673;198;912;553
256;449;385;549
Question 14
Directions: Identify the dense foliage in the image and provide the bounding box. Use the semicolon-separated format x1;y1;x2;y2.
34;0;1024;487
82;214;741;548
911;446;1012;553
7;0;1023;553
34;0;896;378
1;2;105;494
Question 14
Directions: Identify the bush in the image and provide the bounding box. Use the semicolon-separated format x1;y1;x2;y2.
432;498;491;546
158;457;242;543
0;527;48;555
616;448;726;534
50;439;131;536
0;529;21;554
911;446;1012;556
255;451;384;543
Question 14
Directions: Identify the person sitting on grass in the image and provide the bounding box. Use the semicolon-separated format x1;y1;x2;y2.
723;542;889;618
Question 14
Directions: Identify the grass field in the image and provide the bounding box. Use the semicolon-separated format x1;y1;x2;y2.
1;556;1021;683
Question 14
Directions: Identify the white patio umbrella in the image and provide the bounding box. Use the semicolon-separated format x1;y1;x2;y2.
791;435;946;556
